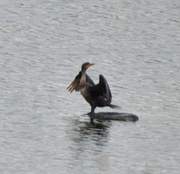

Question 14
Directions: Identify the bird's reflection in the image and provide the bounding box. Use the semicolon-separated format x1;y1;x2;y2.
73;119;111;140
69;117;112;152
66;116;112;171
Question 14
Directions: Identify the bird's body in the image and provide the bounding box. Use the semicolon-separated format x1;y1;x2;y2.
67;62;119;123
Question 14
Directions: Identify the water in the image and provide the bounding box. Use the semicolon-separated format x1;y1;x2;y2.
0;0;180;173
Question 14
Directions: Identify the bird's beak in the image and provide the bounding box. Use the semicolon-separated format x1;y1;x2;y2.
87;63;95;68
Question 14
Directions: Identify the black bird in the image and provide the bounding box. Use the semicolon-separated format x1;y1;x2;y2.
67;62;119;123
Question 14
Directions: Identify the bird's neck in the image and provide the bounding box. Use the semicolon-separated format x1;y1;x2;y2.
80;70;86;87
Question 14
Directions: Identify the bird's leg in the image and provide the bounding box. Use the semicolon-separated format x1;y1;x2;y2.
90;106;95;124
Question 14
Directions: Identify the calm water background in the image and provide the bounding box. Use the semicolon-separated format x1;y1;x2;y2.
0;0;180;173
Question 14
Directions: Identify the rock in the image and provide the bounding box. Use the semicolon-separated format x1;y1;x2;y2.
89;112;139;122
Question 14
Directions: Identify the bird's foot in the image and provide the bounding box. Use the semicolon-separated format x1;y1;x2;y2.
82;112;94;116
86;112;92;116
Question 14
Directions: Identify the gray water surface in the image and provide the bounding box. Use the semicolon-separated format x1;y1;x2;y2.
0;0;180;174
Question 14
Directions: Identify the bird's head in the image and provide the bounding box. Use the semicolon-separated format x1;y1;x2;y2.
81;62;95;71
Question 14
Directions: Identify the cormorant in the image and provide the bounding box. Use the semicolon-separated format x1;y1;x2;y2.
67;62;119;123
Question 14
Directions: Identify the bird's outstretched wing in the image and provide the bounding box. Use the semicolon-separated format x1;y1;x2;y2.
99;74;112;103
67;72;81;93
89;74;112;103
67;72;95;93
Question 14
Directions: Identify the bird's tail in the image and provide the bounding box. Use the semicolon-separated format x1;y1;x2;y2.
109;104;121;109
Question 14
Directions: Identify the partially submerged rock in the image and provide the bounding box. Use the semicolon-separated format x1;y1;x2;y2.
89;112;139;122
